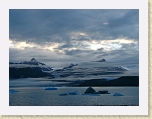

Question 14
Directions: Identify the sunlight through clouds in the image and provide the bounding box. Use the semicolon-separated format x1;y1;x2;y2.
9;40;60;52
103;22;109;25
86;39;137;51
9;37;138;54
9;9;139;64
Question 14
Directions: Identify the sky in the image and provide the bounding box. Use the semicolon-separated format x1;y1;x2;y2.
9;9;139;67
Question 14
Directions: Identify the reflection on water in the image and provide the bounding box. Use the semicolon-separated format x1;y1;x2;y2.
9;87;139;106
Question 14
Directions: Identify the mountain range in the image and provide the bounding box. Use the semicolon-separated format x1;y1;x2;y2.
9;58;139;86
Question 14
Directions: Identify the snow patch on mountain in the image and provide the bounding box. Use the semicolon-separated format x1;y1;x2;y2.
9;58;53;73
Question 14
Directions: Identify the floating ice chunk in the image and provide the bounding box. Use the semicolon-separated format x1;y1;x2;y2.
98;90;110;94
84;86;96;94
68;91;78;95
113;93;124;96
9;89;19;94
59;91;78;96
45;87;57;90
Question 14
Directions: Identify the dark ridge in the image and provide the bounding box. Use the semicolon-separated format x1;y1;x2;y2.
78;76;139;87
9;67;54;79
97;59;106;62
91;59;107;62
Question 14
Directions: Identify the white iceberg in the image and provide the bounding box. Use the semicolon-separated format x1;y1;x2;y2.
59;93;68;96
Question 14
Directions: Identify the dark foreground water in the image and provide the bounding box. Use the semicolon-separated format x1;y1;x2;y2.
9;87;139;106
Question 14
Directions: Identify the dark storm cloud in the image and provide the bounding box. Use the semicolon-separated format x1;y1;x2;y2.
9;9;139;64
9;9;139;44
105;10;139;40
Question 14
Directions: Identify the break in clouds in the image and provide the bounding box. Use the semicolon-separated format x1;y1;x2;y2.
9;9;139;66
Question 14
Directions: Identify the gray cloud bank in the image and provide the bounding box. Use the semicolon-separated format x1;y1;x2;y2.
9;9;139;66
10;9;138;42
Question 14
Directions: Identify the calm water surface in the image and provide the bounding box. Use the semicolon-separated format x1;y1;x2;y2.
9;87;139;106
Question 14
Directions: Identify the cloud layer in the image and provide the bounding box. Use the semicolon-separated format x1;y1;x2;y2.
9;9;139;66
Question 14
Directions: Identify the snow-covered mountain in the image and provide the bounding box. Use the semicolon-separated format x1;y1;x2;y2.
51;61;135;81
9;58;138;80
10;58;53;72
21;58;45;65
9;58;54;78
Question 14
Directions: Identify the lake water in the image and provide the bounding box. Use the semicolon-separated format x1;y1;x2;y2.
9;87;139;106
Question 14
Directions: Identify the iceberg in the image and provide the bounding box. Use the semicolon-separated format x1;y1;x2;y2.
113;93;124;96
59;91;78;96
83;87;101;96
84;86;96;94
9;89;19;94
45;87;57;90
98;90;110;94
68;91;78;95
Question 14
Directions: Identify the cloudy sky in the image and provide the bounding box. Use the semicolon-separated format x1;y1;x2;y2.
9;9;139;67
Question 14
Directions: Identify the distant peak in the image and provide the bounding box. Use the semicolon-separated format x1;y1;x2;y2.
30;58;38;62
95;59;106;62
99;59;106;62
